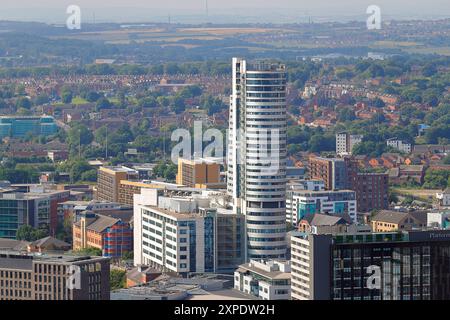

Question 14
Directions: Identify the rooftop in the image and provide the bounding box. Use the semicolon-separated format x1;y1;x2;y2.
237;261;291;281
0;251;108;270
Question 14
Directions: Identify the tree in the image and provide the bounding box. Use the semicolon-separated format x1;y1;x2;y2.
309;134;335;153
422;63;437;77
96;97;113;111
61;90;73;104
122;251;134;261
69;160;92;183
138;96;157;108
16;97;32;109
81;169;97;182
201;95;225;115
110;269;127;290
172;96;186;114
58;158;93;183
443;155;450;165
337;107;356;122
85;91;102;102
16;225;49;241
157;96;170;107
35;94;50;105
423;169;450;189
67;124;94;147
389;193;399;204
74;247;102;256
153;162;177;181
372;98;385;108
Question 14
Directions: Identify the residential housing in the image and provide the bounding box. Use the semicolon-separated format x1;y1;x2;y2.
370;210;427;232
387;138;412;154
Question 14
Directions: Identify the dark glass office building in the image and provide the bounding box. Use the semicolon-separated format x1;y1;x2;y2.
291;230;450;300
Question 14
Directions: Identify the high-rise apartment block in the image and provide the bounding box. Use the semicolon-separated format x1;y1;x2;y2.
309;156;388;212
227;58;288;260
176;158;221;187
308;156;357;191
336;132;363;156
352;172;389;212
96;166;139;202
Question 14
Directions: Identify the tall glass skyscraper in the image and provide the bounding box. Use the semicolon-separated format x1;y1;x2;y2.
227;58;287;260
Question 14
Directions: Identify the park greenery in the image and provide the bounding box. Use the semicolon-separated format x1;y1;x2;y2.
16;225;49;241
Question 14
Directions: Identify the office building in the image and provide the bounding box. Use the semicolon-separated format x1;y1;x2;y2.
0;116;58;139
96;166;139;202
0;251;110;300
291;230;450;300
286;189;357;226
176;158;221;188
286;180;325;225
234;259;291;300
0;190;70;239
227;58;288;260
336;132;363;156
134;189;245;274
72;212;133;258
57;200;129;224
118;180;165;206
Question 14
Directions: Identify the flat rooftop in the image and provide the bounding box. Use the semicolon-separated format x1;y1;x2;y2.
237;263;291;281
0;251;108;270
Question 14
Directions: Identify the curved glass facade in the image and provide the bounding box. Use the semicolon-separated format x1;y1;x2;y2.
227;58;287;260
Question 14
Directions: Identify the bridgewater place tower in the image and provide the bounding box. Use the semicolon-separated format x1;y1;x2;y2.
227;57;287;260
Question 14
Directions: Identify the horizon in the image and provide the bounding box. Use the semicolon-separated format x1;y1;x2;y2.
1;0;450;24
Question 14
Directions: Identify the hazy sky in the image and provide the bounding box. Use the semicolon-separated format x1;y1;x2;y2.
2;0;450;23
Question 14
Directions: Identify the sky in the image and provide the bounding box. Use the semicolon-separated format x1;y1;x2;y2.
1;0;450;23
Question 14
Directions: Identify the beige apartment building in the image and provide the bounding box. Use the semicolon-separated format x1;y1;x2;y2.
0;252;110;300
176;158;220;187
96;166;138;202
